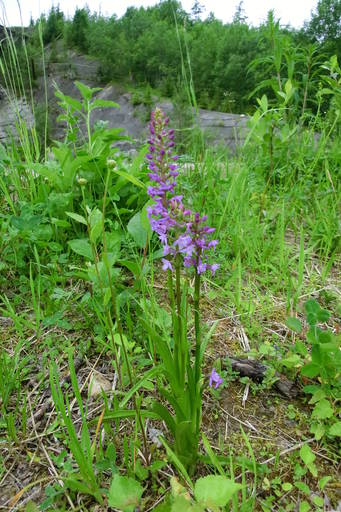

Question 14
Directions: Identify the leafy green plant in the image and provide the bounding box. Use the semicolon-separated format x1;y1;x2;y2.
286;299;341;440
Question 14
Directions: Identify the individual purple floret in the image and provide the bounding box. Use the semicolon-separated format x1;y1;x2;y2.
209;368;224;389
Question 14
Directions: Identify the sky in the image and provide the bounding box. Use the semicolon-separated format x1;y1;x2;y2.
1;0;319;28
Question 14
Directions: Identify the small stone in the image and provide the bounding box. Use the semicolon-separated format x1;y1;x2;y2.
88;372;111;398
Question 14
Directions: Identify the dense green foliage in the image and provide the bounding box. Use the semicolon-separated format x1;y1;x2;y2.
29;0;340;113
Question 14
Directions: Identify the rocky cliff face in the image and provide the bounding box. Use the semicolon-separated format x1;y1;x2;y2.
0;49;248;152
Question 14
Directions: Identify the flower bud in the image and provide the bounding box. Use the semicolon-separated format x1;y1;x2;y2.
107;159;117;169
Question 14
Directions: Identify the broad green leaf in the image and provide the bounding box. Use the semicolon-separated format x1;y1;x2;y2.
311;399;333;420
108;475;143;512
316;333;333;345
113;168;145;188
316;308;331;323
141;202;152;238
305;300;320;315
328;421;341;437
319;476;332;490
312;496;324;507
127;211;148;248
285;79;293;94
308;462;318;478
66;211;87;225
300;444;315;466
103;287;111;306
301;362;320;378
310;422;325;440
30;162;62;187
171;496;202;512
55;91;82;111
68;239;93;261
281;354;302;368
90;222;102;244
118;259;141;277
91;99;119;109
153;497;172;511
308;388;326;404
106;231;122;251
295;481;310;495
87;208;103;243
285;317;302;334
295;341;308;356
89;208;102;229
299;501;311;512
75;81;101;101
175;421;198;468
51;218;71;228
303;384;320;394
320;88;334;95
194;476;242;508
304;300;330;326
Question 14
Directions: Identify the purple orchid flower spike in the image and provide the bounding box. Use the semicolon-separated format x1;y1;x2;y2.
146;108;219;275
209;368;224;389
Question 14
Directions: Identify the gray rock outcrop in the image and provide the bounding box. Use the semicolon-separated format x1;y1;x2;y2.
0;50;248;152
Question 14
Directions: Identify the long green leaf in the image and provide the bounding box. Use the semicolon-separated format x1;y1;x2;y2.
113;169;146;189
152;402;177;436
119;366;162;408
159;437;193;488
104;409;160;420
202;432;225;476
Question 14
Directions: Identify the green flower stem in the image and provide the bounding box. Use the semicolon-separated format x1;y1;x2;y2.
194;270;201;387
175;253;184;388
167;268;175;311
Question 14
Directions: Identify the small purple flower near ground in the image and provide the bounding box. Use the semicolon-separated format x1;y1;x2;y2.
209;368;224;389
